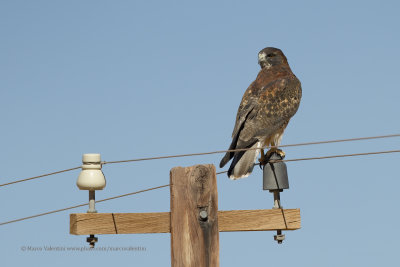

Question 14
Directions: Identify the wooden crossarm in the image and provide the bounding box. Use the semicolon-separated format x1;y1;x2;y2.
70;209;300;235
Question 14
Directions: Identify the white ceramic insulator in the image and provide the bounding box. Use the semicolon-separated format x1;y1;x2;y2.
82;153;101;164
76;153;106;190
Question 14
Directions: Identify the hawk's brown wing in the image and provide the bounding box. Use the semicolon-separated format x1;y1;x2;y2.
219;82;260;168
230;81;259;140
220;71;301;178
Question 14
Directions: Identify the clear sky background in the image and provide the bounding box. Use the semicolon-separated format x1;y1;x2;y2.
1;0;400;266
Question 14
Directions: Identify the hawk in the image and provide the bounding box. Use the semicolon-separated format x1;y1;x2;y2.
220;47;302;179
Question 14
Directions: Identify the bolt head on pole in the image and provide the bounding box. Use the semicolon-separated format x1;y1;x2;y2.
199;210;208;221
77;154;106;190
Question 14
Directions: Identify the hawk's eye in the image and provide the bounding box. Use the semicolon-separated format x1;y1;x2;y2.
267;53;275;58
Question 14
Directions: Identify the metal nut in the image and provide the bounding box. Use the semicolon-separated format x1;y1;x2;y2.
86;234;98;248
274;234;285;244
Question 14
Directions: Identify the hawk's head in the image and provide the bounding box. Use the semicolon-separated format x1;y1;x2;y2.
258;47;288;69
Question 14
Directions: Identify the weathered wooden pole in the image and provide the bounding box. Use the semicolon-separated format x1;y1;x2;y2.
170;164;219;267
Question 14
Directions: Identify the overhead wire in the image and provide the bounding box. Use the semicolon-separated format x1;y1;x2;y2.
0;133;399;188
217;149;400;174
101;133;400;165
0;184;170;226
0;166;80;188
273;149;400;163
1;148;399;226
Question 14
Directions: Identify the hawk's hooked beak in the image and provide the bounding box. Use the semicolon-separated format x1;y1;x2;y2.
259;60;271;69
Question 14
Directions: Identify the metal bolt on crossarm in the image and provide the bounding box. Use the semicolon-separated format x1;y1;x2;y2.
262;151;289;244
76;153;106;247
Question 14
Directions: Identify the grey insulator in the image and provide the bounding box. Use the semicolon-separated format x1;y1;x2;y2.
263;153;289;190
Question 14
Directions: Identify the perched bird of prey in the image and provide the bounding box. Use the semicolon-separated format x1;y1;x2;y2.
220;47;302;180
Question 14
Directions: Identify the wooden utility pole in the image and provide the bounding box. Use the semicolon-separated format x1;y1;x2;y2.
170;164;219;267
70;164;301;267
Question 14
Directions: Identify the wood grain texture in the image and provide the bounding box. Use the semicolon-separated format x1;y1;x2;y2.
70;209;300;235
70;212;170;235
170;164;219;267
219;209;300;231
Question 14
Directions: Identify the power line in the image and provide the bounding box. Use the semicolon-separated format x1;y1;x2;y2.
278;133;400;148
0;184;170;226
102;133;400;165
1;134;399;188
2;148;399;226
218;149;400;174
0;166;80;188
276;149;400;163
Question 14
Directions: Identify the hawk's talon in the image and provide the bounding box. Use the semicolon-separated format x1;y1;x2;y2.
267;148;285;159
259;148;286;166
258;149;267;168
258;158;265;169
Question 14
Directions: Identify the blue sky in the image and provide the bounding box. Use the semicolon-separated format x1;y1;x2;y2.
1;0;400;266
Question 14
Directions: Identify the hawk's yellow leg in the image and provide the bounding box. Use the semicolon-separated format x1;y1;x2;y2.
259;141;286;166
266;141;286;158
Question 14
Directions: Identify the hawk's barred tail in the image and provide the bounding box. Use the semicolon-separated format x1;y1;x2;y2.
227;141;261;180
